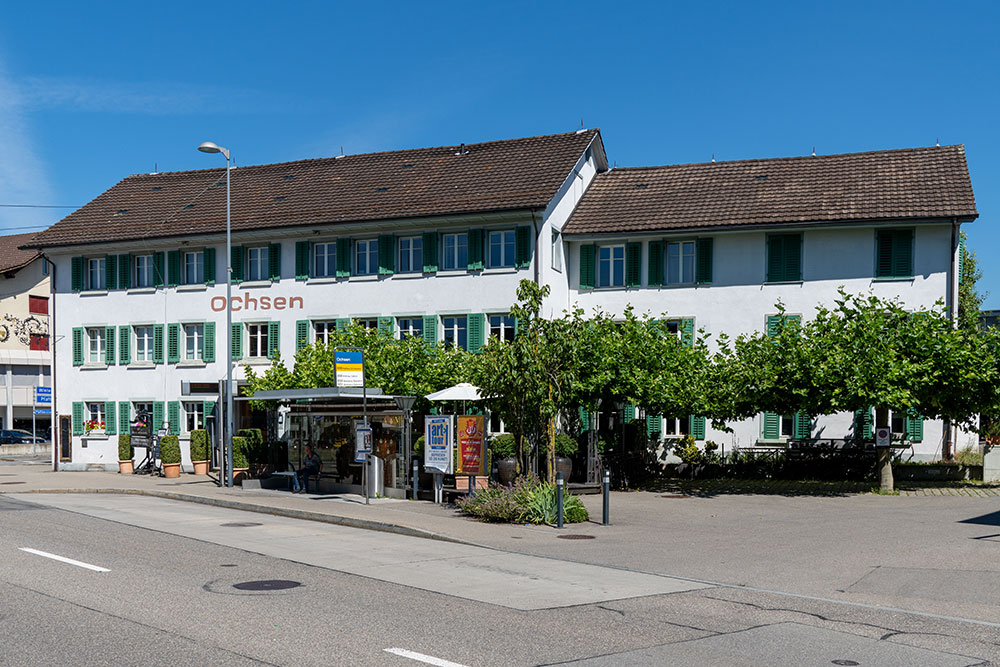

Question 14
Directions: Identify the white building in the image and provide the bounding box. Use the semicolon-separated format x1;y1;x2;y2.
24;131;978;470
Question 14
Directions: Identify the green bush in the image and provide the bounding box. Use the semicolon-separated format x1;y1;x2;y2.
954;446;984;466
189;429;209;462
490;433;516;459
232;436;249;469
413;435;425;457
671;434;701;463
159;435;180;465
118;434;133;461
236;428;265;464
554;433;577;457
456;475;589;524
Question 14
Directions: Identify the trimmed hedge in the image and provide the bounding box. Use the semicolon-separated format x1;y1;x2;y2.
159;435;180;465
554;433;577;457
490;433;516;459
190;429;209;462
236;428;265;464
232;436;249;469
118;434;133;461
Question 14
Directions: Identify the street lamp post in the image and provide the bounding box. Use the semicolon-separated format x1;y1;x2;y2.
198;141;234;488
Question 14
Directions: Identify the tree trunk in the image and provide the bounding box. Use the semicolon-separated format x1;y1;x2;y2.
876;406;893;492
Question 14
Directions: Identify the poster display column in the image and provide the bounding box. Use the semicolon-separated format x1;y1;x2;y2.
424;415;453;504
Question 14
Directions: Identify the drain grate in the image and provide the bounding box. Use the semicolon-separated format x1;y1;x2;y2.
660;494;688;498
0;481;26;485
233;580;301;591
831;661;860;666
557;534;596;540
221;522;263;528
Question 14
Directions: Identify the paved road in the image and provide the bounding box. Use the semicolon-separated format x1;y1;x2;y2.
2;494;997;666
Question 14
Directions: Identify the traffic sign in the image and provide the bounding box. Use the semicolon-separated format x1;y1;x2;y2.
35;387;51;394
35;387;51;404
33;409;51;415
875;427;891;448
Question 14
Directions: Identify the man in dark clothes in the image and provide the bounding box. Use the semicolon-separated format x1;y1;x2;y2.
292;445;322;493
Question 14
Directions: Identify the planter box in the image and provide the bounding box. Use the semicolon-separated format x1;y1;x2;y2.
985;444;1000;483
894;464;982;481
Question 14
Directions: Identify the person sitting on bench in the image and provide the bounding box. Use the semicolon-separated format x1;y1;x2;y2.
292;445;322;493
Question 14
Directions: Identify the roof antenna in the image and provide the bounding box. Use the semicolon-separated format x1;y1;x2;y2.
455;143;469;156
936;137;940;147
812;146;816;157
341;146;344;156
580;118;584;129
711;153;715;163
153;162;157;174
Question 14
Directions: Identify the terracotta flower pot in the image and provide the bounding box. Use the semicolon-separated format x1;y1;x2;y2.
119;460;134;475
497;457;517;485
192;460;210;475
555;455;573;481
233;468;249;485
163;462;181;478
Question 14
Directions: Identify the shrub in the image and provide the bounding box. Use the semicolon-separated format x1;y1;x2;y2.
237;428;265;464
456;474;589;524
118;434;133;461
490;433;516;459
190;429;209;462
554;433;577;457
413;435;425;457
672;435;702;463
232;436;249;469
159;435;180;465
954;446;984;466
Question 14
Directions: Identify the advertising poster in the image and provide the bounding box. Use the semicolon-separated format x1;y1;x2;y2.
424;415;453;473
335;349;364;387
355;425;372;463
457;415;486;475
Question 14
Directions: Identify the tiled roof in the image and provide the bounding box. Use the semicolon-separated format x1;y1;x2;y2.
0;232;41;273
26;130;603;248
564;145;978;235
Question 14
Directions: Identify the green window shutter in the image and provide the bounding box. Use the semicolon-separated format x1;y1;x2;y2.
105;254;117;290
515;226;531;268
153;252;165;287
230;323;242;360
647;241;664;286
377;317;394;335
204;247;216;284
119;402;131;436
689;415;706;440
335;318;350;333
905;410;924;443
793;412;811;439
624;404;636;422
231;245;244;283
203;321;216;362
696;238;713;284
766;235;784;282
119;325;130;365
153;402;165;432
766;315;782;337
893;229;913;278
467;229;484;270
153;324;164;363
167;323;180;363
785;233;802;281
422;315;438;346
625;242;642;287
854;408;873;440
378;235;395;275
71;257;83;291
767;233;801;282
269;243;281;281
647;413;662;437
876;231;894;278
422;232;438;273
204;400;216;420
72;328;83;366
267;321;280;359
167;401;180;436
72;402;84;435
467;313;485;353
579;244;596;289
579;407;590;432
680;317;695;347
296;320;310;351
295;241;310;280
104;326;115;365
167;250;180;286
118;254;131;290
336;239;352;277
105;401;117;435
762;412;780;439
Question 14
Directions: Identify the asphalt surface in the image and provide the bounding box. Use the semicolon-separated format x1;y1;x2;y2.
2;493;998;666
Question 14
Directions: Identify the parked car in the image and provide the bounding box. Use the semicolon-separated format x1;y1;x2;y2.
0;429;46;444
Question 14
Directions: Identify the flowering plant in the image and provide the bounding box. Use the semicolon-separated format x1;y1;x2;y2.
84;420;106;433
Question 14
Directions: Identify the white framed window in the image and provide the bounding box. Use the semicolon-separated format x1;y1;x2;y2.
86;327;106;364
666;241;696;285
182;251;204;285
135;254;154;288
398;236;423;273
313;242;336;278
356;318;378;331
489;314;516;342
442;233;468;270
133;402;153;427
663;416;690;437
314;321;337;345
488;230;515;268
247;246;269;282
134;325;154;361
183;401;205;433
87;257;106;290
247;323;269;358
442;316;467;350
184;323;205;361
86;402;105;431
551;231;562;272
356;239;378;275
597;245;625;287
398;318;423;339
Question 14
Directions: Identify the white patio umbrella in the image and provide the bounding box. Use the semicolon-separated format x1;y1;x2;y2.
425;382;483;402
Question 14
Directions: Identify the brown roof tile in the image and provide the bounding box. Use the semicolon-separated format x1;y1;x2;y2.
0;232;41;273
564;145;977;235
27;130;603;248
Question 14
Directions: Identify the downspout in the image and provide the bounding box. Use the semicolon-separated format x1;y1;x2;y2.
945;217;960;459
43;253;57;472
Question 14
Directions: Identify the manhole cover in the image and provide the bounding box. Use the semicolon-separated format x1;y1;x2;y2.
0;481;26;485
832;661;860;666
233;580;301;591
557;534;596;540
220;522;263;527
660;494;688;498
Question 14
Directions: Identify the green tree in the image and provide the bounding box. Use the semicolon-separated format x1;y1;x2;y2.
958;230;985;332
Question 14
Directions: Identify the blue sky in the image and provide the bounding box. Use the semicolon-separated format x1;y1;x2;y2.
1;1;996;306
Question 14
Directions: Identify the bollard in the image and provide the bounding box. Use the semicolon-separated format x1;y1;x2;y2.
556;472;564;529
412;459;420;500
602;469;610;526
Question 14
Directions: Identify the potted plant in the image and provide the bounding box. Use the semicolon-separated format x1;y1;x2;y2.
232;436;250;484
554;433;577;480
190;429;210;475
236;428;264;475
85;419;106;435
160;435;181;478
118;434;134;474
491;433;517;485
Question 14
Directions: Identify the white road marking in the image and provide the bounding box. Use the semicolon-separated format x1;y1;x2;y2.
384;648;469;667
18;548;110;572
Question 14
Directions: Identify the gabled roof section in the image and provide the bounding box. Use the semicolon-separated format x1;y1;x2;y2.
0;232;42;273
27;129;604;248
564;145;978;235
